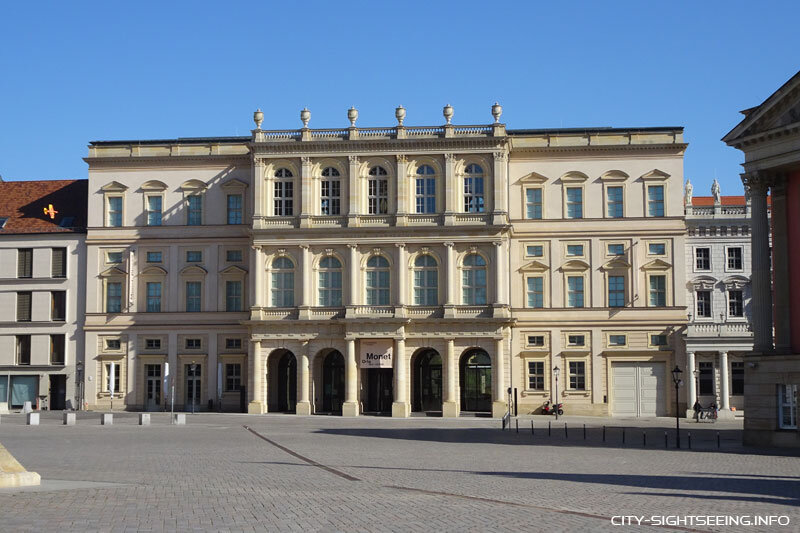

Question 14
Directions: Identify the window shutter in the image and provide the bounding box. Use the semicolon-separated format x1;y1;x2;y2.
52;248;66;278
18;249;32;278
17;292;31;321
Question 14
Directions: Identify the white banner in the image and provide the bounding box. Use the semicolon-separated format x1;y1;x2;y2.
359;339;393;368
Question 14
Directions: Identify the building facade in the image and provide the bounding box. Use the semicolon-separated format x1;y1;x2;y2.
723;70;800;447
683;183;754;418
0;180;86;412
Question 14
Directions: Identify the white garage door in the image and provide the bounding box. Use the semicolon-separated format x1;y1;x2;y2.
611;362;666;417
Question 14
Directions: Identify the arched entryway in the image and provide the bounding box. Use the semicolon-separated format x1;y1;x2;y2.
322;350;345;415
267;349;296;413
460;348;492;413
412;348;442;414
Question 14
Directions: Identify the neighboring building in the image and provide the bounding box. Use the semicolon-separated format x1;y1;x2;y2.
682;183;754;418
0;179;86;411
723;70;800;447
82;139;252;411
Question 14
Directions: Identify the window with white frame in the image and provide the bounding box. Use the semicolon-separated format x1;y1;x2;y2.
727;247;743;271
107;196;123;227
608;244;624;256
526;188;542;219
415;165;436;214
696;290;711;318
647;185;664;217
225;338;242;350
107;251;123;264
187;195;202;225
146;282;162;312
271;257;295;307
527;361;545;390
566;244;584;257
608;275;625;307
650;334;667;347
462;254;487;305
648;243;666;255
728;289;743;317
146;196;163;226
320;167;341;215
527;335;545;347
566;187;583;219
318;256;342;307
606;186;623;218
185;338;201;349
698;361;714;395
226;280;243;311
145;338;161;350
106;282;122;313
608;334;626;347
225;363;242;392
274;168;294;216
366;256;390;305
695;248;710;270
526;245;544;257
649;275;666;307
567;276;584;308
567;334;585;347
185;281;201;312
568;361;586;390
413;255;438;306
226;249;243;263
368;166;389;215
463;164;485;213
227;194;243;224
104;363;121;393
186;250;202;263
526;276;544;308
146;251;162;263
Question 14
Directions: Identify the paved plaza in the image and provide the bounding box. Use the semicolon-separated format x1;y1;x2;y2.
0;412;798;532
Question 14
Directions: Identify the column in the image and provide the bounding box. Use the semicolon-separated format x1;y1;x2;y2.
295;342;311;415
343;338;359;416
443;153;456;225
745;172;773;352
492;335;507;418
252;246;264;308
396;155;408;226
492;150;508;225
392;335;409;417
771;175;791;352
444;242;456;317
686;351;696;416
346;245;359;316
442;338;458;417
395;243;407;314
493;241;505;306
299;245;311;318
719;351;730;411
247;339;264;413
253;158;265;220
348;155;359;226
299;156;312;228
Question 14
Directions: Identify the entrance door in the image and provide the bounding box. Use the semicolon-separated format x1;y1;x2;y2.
413;350;442;413
611;362;666;417
48;375;66;410
460;350;492;413
366;368;393;414
322;351;344;414
185;364;202;411
277;352;297;412
145;364;162;411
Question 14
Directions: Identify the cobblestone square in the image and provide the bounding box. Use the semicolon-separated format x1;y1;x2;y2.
0;413;798;532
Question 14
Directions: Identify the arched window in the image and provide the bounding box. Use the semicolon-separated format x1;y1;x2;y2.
271;257;294;307
368;166;388;215
415;165;436;214
366;256;390;305
413;255;438;305
462;254;487;305
464;164;485;213
321;167;341;215
318;256;342;307
274;168;294;216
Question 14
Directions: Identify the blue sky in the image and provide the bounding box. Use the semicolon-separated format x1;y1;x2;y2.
1;1;797;196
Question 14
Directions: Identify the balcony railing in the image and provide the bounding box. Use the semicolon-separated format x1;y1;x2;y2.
687;322;753;337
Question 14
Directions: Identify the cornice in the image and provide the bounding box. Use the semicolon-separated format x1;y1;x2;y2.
509;143;687;158
250;137;507;157
84;154;250;169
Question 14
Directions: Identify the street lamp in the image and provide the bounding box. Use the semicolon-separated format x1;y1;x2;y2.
75;361;83;411
189;362;197;415
553;365;560;420
672;365;682;449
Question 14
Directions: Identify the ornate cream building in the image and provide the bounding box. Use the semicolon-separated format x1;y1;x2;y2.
82;105;688;418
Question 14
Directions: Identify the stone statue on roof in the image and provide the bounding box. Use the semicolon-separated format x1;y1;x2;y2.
684;179;693;206
711;179;721;204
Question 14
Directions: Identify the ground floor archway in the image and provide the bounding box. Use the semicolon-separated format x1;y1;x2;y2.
267;349;296;413
412;348;442;414
322;350;345;414
460;348;492;413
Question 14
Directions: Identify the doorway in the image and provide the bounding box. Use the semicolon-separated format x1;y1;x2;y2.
460;349;492;413
322;351;344;414
48;375;66;410
412;349;442;413
185;364;202;411
277;351;297;412
365;368;393;414
145;364;162;411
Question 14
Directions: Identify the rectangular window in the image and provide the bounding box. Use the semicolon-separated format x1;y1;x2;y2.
107;196;123;227
650;334;667;347
16;292;31;322
186;251;203;263
567;276;584;308
318;271;343;307
698;361;714;395
51;291;66;321
274;180;294;216
146;282;162;312
226;250;243;263
186;281;201;312
609;334;626;346
107;251;123;264
647;185;664;217
16;335;31;365
17;249;32;278
649;276;666;307
463;176;485;213
227;194;243;224
145;338;161;350
225;338;242;350
566;187;583;219
526;245;544;257
368;178;389;215
225;363;242;392
527;335;544;347
778;384;797;429
527;361;544;390
568;335;585;347
272;269;295;307
146;195;163;226
606;186;623;218
728;290;744;317
187;195;202;225
731;362;744;395
50;335;65;365
526;277;544;308
566;244;584;257
695;248;710;270
608;276;625;307
146;251;162;263
226;280;243;311
525;188;542;219
568;361;586;390
320;181;341;215
51;248;67;278
415;176;436;214
105;363;120;394
607;244;624;256
727;247;743;270
648;243;666;255
696;290;711;318
106;282;122;313
185;338;201;349
105;339;121;351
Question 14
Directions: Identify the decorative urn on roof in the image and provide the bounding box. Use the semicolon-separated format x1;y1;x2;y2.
253;109;264;129
491;102;503;123
395;105;406;126
443;104;454;125
300;108;311;128
348;106;359;127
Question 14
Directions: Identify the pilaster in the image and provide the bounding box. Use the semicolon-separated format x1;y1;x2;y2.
295;342;311;415
444;242;456;318
299;156;312;228
395;154;408;226
392;335;410;417
348;155;360;227
298;245;311;319
443;153;456;226
492;335;507;418
343;338;359;416
395;243;407;317
442;338;458;417
492;150;508;225
247;339;265;414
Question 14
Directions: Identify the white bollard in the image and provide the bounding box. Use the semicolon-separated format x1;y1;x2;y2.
63;412;76;426
101;413;113;425
139;413;150;426
173;413;186;425
0;401;9;414
26;413;39;425
23;401;33;414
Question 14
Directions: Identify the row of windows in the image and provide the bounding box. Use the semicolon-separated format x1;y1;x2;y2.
15;291;66;322
525;333;667;349
696;361;745;396
525;275;667;309
106;193;243;227
524;242;668;259
693;289;744;318
524;184;666;220
104;362;243;394
526;361;588;391
106;249;244;265
13;334;65;365
112;337;242;352
105;280;243;313
694;247;744;272
15;248;67;279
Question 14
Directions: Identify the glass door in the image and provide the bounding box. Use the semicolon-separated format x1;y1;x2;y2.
185;364;201;411
145;364;162;411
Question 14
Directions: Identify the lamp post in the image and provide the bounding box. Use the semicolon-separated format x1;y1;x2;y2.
75;361;83;411
189;362;197;415
553;365;560;420
672;365;682;449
